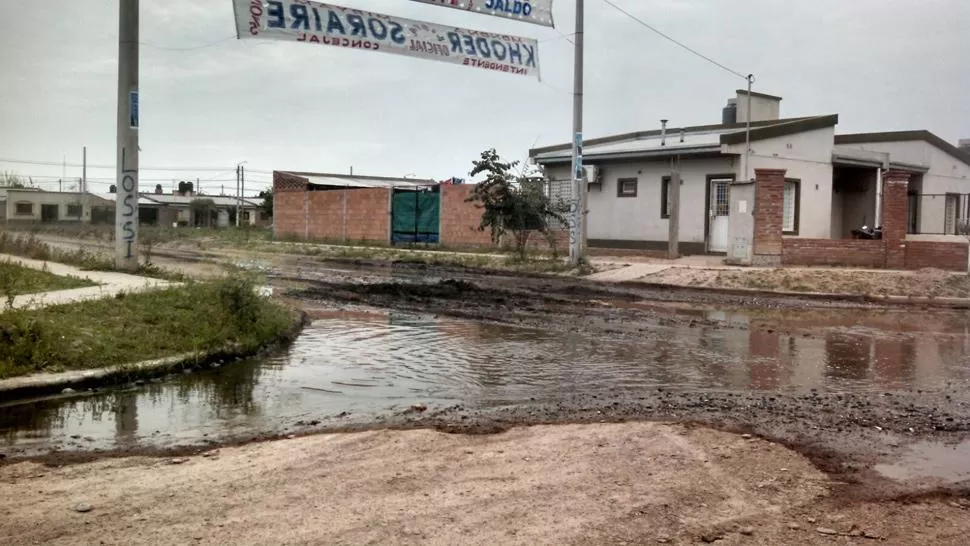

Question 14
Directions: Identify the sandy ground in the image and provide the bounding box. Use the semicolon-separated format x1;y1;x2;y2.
4;422;969;545
641;266;970;299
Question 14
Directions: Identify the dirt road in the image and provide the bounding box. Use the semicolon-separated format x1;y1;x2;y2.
5;233;970;543
4;422;970;545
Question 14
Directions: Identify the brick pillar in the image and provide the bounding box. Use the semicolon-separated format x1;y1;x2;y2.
752;168;787;266
882;170;910;269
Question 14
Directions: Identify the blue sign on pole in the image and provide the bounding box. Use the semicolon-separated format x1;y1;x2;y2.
129;90;139;129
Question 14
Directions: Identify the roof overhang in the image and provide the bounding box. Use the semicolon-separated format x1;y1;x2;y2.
534;145;724;165
835;130;970;166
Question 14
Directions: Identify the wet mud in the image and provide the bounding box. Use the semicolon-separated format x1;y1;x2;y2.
4;259;970;502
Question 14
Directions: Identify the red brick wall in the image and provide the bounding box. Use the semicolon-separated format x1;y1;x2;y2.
905;241;969;272
306;190;344;240
344;188;390;242
753;169;786;265
882;171;910;270
439;184;494;247
782;239;887;268
273;172;309;238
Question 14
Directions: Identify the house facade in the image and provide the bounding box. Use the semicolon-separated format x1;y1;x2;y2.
531;90;970;269
2;189;266;228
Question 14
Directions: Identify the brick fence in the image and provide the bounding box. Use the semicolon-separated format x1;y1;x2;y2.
782;239;887;268
905;241;969;271
751;168;969;272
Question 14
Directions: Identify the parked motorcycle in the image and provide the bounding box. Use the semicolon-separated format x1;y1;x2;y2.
851;225;883;240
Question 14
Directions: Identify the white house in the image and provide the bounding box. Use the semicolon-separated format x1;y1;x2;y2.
531;90;970;254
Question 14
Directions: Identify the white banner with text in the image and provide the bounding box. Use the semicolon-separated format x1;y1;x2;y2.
234;0;541;79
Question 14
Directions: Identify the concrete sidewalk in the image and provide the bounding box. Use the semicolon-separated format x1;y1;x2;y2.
1;254;176;310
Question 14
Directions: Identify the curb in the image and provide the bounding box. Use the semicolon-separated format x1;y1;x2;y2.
0;308;309;401
616;281;970;309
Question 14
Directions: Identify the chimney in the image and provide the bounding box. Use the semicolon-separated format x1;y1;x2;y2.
660;119;668;146
722;99;738;124
960;138;970;153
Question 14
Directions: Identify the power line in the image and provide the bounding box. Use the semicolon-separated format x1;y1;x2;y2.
0;157;272;174
599;0;749;81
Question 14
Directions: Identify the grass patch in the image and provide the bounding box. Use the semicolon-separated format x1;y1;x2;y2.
0;261;95;299
0;231;185;281
0;276;293;379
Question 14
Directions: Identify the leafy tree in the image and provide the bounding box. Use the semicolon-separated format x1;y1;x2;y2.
154;184;164;195
257;189;273;218
109;184;117;193
190;198;216;228
467;148;568;259
0;172;29;188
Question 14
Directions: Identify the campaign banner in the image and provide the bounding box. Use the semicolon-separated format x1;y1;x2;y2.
409;0;555;28
234;0;541;79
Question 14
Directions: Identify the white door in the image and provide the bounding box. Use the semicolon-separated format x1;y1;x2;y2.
708;179;731;252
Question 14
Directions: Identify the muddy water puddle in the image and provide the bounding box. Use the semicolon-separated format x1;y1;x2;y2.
3;306;970;455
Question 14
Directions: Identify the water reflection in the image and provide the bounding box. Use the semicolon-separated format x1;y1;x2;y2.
3;307;970;453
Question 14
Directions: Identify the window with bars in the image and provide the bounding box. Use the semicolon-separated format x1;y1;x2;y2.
67;204;83;218
783;179;800;234
15;202;32;216
616;177;638;198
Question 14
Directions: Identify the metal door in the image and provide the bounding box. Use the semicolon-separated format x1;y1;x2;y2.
708;179;731;252
945;194;958;234
391;187;440;243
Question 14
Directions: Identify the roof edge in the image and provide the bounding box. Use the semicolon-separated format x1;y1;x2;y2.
835;131;970;166
529;116;817;157
278;171;435;184
720;114;839;145
735;89;783;101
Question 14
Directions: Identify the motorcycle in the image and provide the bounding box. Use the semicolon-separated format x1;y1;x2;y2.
851;224;883;240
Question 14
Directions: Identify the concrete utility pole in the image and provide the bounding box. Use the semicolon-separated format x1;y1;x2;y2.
668;170;681;259
82;146;87;194
240;165;245;225
569;0;585;266
235;164;241;227
115;0;139;269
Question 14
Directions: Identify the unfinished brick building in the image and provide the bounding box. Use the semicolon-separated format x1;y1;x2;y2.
272;171;567;251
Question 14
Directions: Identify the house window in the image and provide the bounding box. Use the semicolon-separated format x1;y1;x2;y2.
66;204;83;218
15;202;32;216
783;178;800;234
617;177;638;198
661;177;670;217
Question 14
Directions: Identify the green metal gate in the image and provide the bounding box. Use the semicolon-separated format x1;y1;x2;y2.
391;187;440;244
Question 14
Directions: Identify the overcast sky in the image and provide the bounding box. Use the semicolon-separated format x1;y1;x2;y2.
0;0;967;195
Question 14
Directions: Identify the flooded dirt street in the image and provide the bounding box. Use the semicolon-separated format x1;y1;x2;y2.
2;261;970;494
4;259;970;543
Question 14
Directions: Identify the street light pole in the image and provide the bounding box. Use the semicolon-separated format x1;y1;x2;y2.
569;0;585;266
115;0;139;269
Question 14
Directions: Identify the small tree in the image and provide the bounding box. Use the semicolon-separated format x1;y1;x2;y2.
467;149;568;259
258;189;273;218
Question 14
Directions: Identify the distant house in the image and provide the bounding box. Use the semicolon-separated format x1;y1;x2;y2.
3;189;266;228
4;189;112;224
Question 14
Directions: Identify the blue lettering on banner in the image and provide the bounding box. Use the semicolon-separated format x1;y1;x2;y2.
327;10;345;34
289;3;309;29
486;0;534;16
267;1;285;28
